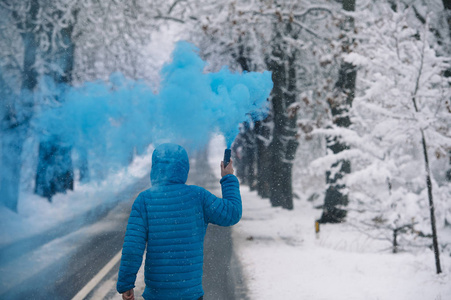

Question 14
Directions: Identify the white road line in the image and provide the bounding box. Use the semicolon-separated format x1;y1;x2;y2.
72;250;122;300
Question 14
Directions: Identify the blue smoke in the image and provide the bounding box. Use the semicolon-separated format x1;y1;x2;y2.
33;41;273;176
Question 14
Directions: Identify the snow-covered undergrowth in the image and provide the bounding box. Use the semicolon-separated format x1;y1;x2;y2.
0;147;153;248
232;187;451;300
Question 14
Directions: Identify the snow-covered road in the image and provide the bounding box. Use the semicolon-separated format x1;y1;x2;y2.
0;149;246;300
0;179;146;299
81;156;246;300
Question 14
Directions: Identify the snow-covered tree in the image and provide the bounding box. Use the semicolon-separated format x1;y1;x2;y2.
0;0;189;209
191;0;342;209
316;0;357;224
0;0;54;209
311;1;450;273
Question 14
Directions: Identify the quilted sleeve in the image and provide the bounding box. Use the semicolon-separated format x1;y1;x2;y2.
117;194;148;294
203;174;242;226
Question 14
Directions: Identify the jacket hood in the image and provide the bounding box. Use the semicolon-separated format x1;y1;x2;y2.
150;143;189;186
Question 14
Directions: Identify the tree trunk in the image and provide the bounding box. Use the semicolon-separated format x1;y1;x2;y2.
78;147;90;183
420;130;442;274
233;43;257;188
0;123;25;212
442;0;451;181
0;77;27;212
447;150;451;182
242;124;256;189
266;25;299;210
443;0;451;15
232;132;246;183
35;17;76;201
255;119;272;198
319;0;356;223
0;0;39;212
408;13;442;272
393;228;398;254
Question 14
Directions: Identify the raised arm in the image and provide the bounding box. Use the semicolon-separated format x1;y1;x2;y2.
203;160;242;226
117;194;147;295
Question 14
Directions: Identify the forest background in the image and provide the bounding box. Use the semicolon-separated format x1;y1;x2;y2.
0;0;450;283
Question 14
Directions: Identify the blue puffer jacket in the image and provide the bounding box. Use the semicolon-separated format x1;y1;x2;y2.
117;143;242;300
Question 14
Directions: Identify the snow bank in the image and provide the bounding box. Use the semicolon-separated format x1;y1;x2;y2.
232;187;451;300
0;146;153;248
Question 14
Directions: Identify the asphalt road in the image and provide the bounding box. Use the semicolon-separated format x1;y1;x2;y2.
0;157;246;300
203;224;242;300
0;182;144;300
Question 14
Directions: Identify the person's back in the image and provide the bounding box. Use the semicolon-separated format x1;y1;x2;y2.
117;143;242;300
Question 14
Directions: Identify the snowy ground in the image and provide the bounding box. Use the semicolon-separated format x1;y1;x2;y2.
3;134;450;299
232;187;451;300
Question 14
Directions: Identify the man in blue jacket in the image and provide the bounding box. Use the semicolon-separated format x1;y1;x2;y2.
117;143;242;300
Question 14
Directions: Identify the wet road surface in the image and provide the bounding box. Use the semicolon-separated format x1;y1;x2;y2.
0;158;246;299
